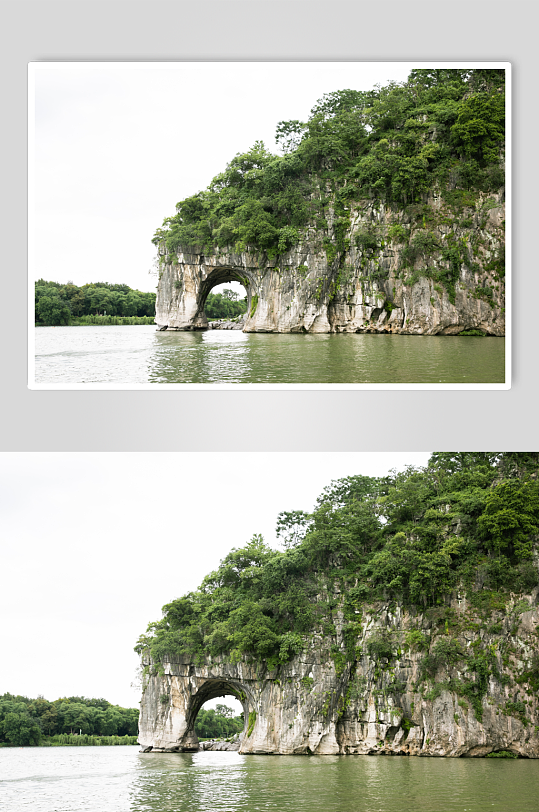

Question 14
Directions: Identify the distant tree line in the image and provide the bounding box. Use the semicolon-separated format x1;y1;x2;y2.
205;289;247;320
35;280;247;325
0;693;139;746
194;703;244;739
35;280;157;325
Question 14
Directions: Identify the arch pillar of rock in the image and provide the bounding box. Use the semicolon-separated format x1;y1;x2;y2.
138;652;348;755
154;247;334;334
138;655;255;753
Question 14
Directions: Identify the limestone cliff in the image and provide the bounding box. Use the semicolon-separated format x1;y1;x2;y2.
139;585;537;757
155;190;505;335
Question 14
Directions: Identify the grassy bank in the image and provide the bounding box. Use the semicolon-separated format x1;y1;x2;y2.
40;734;138;747
36;315;156;326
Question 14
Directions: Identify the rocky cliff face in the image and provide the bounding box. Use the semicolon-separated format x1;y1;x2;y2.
139;584;537;757
155;190;505;335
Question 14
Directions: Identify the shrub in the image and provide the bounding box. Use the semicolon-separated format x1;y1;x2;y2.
249;295;259;318
421;637;464;677
247;711;257;737
517;655;539;692
405;630;429;652
355;229;379;252
486;751;518;758
387;223;408;243
401;230;439;265
367;633;393;660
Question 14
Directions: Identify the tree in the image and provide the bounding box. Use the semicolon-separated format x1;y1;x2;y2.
276;510;312;549
204;292;247;320
0;693;140;742
315;475;381;511
138;453;539;670
124;293;140;317
275;119;306;153
153;70;506;259
36;295;71;326
452;92;505;164
58;702;94;735
0;711;41;745
194;706;243;739
68;290;86;316
311;88;377;119
38;705;57;736
478;480;539;559
221;289;238;301
89;287;115;315
101;707;122;736
215;704;234;718
35;280;156;322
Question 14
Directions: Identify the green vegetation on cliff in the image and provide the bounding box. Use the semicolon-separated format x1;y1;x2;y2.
153;69;505;274
0;693;139;746
35;280;157;326
136;453;538;722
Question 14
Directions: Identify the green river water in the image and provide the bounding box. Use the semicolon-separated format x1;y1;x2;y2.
1;747;537;812
34;326;505;385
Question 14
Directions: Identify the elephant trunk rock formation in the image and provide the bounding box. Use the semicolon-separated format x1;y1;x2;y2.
154;193;505;336
138;591;538;758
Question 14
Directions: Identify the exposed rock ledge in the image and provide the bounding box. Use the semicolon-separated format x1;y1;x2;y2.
199;739;241;751
208;319;245;330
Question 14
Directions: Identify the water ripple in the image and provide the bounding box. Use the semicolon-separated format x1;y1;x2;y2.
34;326;505;384
2;747;539;812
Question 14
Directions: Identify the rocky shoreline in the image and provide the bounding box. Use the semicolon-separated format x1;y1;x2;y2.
199;736;241;751
207;318;245;330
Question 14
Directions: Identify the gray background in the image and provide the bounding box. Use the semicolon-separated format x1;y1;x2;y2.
2;0;536;451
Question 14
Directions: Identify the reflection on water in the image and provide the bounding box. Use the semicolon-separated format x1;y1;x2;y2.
34;326;505;384
1;746;539;812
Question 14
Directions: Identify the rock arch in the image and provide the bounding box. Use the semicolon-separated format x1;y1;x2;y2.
155;251;261;332
138;656;257;753
182;678;249;750
138;651;356;756
197;266;251;325
154;246;334;334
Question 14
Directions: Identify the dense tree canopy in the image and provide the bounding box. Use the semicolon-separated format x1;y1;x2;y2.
136;453;538;673
35;280;156;325
0;694;139;745
194;704;243;739
153;69;505;260
205;289;247;320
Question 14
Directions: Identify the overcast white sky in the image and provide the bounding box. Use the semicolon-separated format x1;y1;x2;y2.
1;452;431;712
31;62;418;297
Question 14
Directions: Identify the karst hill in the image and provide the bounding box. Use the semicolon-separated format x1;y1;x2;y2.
152;70;506;335
136;453;539;757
